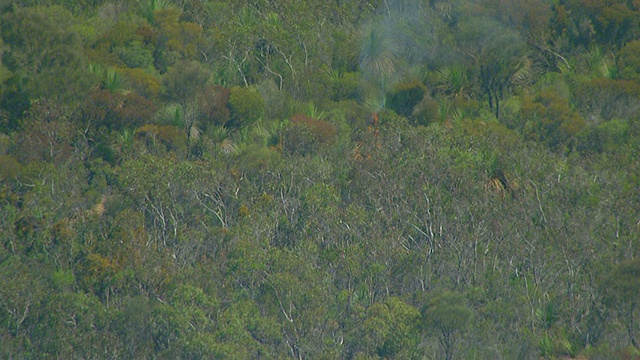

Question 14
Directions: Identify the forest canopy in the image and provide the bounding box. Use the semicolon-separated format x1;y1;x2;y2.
1;0;640;359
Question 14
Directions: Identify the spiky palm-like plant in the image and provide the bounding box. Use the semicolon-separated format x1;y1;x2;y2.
436;64;468;99
303;102;328;121
89;63;125;93
363;91;386;114
103;68;124;93
359;22;396;88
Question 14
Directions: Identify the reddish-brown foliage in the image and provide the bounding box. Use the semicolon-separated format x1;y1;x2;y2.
198;85;231;128
290;114;337;144
134;124;186;155
81;89;157;131
283;114;337;156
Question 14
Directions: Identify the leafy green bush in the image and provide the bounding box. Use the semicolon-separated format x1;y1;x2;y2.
333;100;370;130
420;290;473;360
618;40;640;81
519;89;586;152
0;155;21;180
599;259;640;348
410;96;439;126
228;87;265;129
577;118;631;155
0;133;12;154
386;80;426;118
115;40;154;69
236;143;282;175
331;71;360;101
118;68;162;97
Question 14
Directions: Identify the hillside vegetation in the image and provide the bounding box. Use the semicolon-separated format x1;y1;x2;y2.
1;0;640;359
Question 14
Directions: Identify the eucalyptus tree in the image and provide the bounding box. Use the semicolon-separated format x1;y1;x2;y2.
421;290;473;360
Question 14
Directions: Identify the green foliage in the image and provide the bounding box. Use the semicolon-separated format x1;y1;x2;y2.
2;1;640;358
13;99;75;164
410;96;440;126
359;20;397;88
140;0;173;24
329;71;360;101
134;124;187;156
577;119;631;155
102;67;126;93
576;77;640;123
584;45;617;78
228;86;265;129
163;61;210;107
163;60;210;152
618;40;640;81
561;0;640;48
600;259;640;347
435;64;470;99
115;40;154;69
0;155;22;180
519;89;586;153
118;67;162;97
456;17;528;119
152;8;203;69
363;297;420;357
386;80;426;118
421;290;473;360
51;269;75;291
0;5;94;106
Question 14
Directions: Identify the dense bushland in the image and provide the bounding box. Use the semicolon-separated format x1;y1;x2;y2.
1;1;640;359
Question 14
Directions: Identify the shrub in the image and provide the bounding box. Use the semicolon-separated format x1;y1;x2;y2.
228;87;265;129
81;89;157;131
97;19;137;46
618;40;640;81
198;85;231;128
256;79;292;121
237;143;282;174
134;124;186;155
115;40;154;69
386;80;426;117
119;93;158;128
334;100;370;130
331;72;360;101
118;68;162;97
410;97;439;126
519;89;586;152
0;155;22;180
575;78;640;122
577;119;630;155
282;114;337;156
14;99;74;164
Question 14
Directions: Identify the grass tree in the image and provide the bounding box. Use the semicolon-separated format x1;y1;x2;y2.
359;19;397;122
